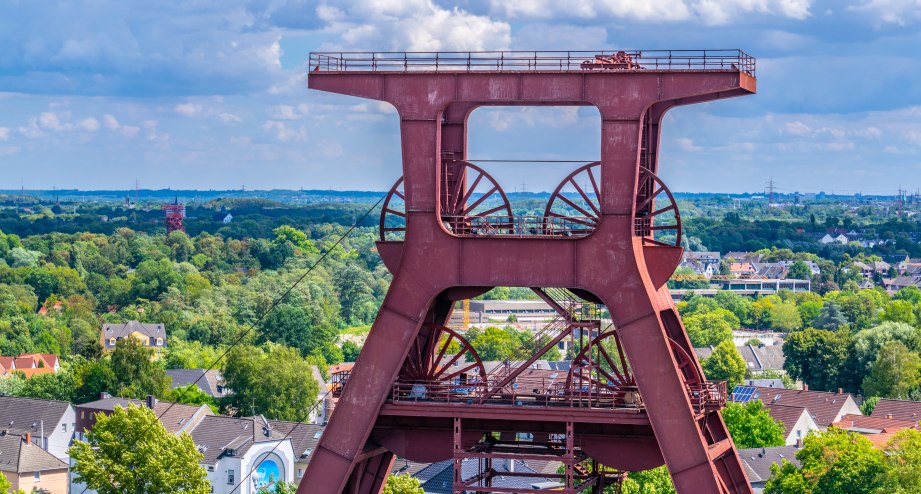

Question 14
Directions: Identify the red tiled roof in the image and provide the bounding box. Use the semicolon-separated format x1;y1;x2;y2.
755;387;856;427
12;358;33;369
832;413;918;433
870;399;921;423
765;404;808;435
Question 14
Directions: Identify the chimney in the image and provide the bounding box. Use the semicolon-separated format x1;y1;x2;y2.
146;395;157;409
24;432;30;446
99;392;111;400
795;438;803;448
803;384;808;391
837;388;843;394
887;414;894;419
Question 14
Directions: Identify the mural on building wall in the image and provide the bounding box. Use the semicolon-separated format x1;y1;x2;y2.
252;455;283;492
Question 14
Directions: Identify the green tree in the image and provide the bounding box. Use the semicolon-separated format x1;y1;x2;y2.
880;300;918;326
684;309;737;347
769;302;802;332
812;301;848;331
382;473;424;494
862;341;921;399
765;429;887;494
621;466;676;494
259;303;337;358
787;261;812;281
702;340;747;389
783;329;850;392
468;327;522;361
168;384;217;413
721;400;785;449
851;322;921;383
342;340;362;362
894;286;921;305
131;258;183;300
878;429;921;494
861;396;881;416
111;338;171;399
68;404;210;494
221;343;319;421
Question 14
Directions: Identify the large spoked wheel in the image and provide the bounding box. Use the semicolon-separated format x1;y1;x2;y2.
400;324;487;392
379;177;406;241
543;162;601;236
565;329;637;405
634;168;682;248
441;160;513;235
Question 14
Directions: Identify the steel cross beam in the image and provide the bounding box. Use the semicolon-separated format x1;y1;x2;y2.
300;50;757;494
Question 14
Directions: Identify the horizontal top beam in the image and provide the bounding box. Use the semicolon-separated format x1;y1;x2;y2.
309;50;756;78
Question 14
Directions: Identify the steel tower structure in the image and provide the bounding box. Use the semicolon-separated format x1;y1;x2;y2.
301;50;757;494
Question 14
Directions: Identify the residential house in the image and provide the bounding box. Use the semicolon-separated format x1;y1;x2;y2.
738;445;802;493
832;413;920;450
853;261;891;280
0;432;69;494
737;345;785;373
75;395;211;438
778;260;821;276
308;365;330;425
887;275;921;292
166;368;230;399
99;320;167;356
679;259;717;279
267;420;324;482
819;233;849;245
0;353;60;378
754;387;860;428
725;252;763;264
0;396;76;461
869;398;921;423
683;251;721;267
765;404;820;446
729;262;758;278
191;415;296;494
752;262;788;280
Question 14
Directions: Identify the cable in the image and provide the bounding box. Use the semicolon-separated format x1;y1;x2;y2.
75;192;387;494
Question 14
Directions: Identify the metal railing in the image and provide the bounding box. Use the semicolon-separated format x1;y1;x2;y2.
688;380;728;414
309;50;755;77
442;215;595;238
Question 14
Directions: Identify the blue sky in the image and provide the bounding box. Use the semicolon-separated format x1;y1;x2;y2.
1;0;920;194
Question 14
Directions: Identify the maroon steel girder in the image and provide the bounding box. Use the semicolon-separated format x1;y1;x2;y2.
301;50;757;494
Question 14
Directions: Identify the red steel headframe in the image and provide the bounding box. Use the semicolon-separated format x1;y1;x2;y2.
300;49;757;494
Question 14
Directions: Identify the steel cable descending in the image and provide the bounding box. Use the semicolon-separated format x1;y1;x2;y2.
74;192;387;494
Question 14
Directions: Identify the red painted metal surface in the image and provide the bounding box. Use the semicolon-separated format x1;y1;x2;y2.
300;50;756;494
161;202;185;234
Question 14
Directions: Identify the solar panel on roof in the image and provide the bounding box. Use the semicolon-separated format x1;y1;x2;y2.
732;385;757;403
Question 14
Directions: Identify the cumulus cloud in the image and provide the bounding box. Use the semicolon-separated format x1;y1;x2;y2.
848;0;921;25
263;120;308;141
487;0;811;24
174;103;203;117
76;117;100;132
102;114;120;130
217;112;243;123
0;127;9;141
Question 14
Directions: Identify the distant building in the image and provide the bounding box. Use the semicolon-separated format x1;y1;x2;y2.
738;445;802;493
765;404;820;446
869;398;921;422
0;396;76;461
466;300;557;324
100;320;167;356
267;419;325;483
752;387;860;429
166;368;229;399
0;353;60;378
717;278;811;294
737;345;785;373
0;432;69;494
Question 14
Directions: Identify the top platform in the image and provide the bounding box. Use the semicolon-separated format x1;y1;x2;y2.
309;50;755;77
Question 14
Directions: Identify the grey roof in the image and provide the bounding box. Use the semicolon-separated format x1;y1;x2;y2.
166;368;227;398
77;396;142;412
694;347;714;360
419;458;555;493
77;398;211;435
743;379;785;389
267;420;324;459
0;396;73;437
738;345;785;372
0;433;68;474
190;415;285;464
101;320;166;339
738;446;802;483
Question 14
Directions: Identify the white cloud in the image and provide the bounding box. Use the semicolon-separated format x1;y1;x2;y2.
485;107;582;131
784;121;812;135
77;117;100;132
263;120;308;141
174;103;203;117
321;1;511;51
676;137;702;151
0;127;9;141
103;114;120;130
38;112;67;131
218;112;243;123
848;0;921;25
120;125;140;138
488;0;811;24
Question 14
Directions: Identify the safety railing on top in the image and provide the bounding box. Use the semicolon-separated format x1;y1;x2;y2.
309;50;755;77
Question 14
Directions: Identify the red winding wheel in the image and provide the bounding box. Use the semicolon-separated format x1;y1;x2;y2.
400;324;487;385
379;177;406;242
566;329;636;401
543;162;601;236
441;160;513;235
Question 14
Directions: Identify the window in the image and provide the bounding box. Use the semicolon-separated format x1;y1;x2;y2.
62;424;67;433
207;465;214;472
227;470;235;485
156;337;163;346
34;471;40;481
298;468;303;478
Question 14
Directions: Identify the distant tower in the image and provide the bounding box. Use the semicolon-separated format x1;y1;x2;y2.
161;196;186;234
